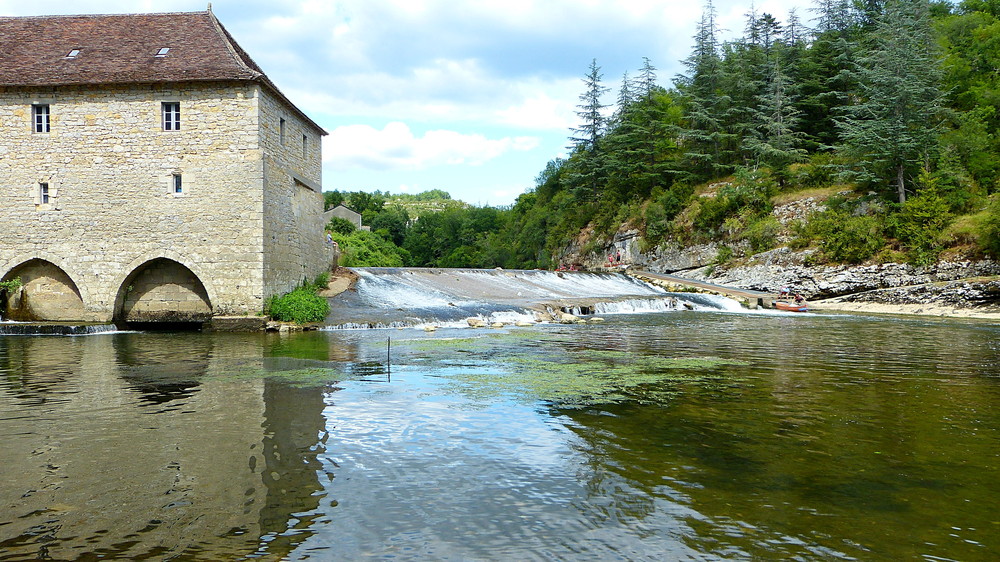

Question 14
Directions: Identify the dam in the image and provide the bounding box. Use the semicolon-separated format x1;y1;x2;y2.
323;268;748;329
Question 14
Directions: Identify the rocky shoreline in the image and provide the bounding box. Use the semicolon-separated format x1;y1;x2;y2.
678;251;1000;319
569;232;1000;319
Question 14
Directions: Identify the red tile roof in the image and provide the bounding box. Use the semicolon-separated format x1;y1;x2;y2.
0;10;325;134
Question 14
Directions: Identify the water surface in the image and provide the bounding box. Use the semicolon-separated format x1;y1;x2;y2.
1;310;998;560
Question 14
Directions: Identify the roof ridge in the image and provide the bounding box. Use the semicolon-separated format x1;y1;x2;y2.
0;11;210;20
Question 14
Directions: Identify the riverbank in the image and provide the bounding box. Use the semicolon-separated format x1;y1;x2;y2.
806;277;1000;320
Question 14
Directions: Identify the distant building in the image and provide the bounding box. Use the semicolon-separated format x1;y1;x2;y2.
0;9;331;324
324;205;363;229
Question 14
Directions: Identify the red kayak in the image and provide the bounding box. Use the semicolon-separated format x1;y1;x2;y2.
775;298;808;312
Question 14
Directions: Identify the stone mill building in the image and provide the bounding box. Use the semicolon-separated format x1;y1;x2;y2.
0;9;331;326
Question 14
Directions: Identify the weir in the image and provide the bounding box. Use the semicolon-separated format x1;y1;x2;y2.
324;268;747;329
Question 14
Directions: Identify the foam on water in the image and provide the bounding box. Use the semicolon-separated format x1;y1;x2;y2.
0;323;122;336
325;268;777;329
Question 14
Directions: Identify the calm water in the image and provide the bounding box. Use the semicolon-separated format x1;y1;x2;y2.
1;311;998;561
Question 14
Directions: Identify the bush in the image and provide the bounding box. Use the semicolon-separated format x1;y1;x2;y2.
820;214;886;263
716;245;733;264
979;196;1000;258
0;277;22;292
333;230;407;267
267;286;330;323
328;216;357;235
745;216;781;253
887;188;953;266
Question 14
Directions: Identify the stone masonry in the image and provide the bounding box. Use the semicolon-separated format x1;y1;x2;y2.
0;11;331;323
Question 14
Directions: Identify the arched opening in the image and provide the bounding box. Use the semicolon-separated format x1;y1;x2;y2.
114;258;212;329
2;259;86;322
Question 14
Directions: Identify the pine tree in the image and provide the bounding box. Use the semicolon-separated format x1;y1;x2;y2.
838;0;948;202
677;1;735;180
568;59;611;200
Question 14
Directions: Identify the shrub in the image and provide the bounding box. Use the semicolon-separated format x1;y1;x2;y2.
745;216;781;253
267;286;330;323
333;230;407;267
0;277;22;292
716;245;733;264
328;216;357;235
887;188;953;266
820;214;886;263
979;196;1000;258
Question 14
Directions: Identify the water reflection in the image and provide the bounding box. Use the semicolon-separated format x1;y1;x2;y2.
0;332;330;560
1;313;999;560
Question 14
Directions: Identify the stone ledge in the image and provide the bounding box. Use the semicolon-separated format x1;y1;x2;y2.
207;315;268;332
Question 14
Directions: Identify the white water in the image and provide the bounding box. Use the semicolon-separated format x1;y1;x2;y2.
325;268;775;329
0;323;122;336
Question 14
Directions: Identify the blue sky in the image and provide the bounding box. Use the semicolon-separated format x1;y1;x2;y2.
2;0;809;206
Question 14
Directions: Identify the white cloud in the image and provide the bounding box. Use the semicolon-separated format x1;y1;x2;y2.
324;122;539;171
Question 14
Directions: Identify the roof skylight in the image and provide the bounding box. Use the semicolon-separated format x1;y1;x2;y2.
66;49;80;58
155;48;170;57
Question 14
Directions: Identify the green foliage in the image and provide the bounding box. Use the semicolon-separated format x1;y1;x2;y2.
694;169;775;235
0;277;22;292
327;216;357;235
323;190;344;211
715;245;733;264
333;230;408;267
887;186;954;265
744;216;781;253
979;195;1000;256
267;285;330;324
312;1;1000;270
800;199;888;263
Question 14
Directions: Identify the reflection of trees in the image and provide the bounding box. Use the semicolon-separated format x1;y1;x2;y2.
254;380;328;556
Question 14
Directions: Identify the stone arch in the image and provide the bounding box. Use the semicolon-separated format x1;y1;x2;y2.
113;258;213;324
2;258;87;321
109;250;219;312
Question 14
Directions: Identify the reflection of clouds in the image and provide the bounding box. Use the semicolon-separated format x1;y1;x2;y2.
294;365;699;558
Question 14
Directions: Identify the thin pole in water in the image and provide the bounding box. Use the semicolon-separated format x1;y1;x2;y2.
387;336;391;382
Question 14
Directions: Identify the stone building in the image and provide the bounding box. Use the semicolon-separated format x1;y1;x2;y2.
0;9;330;325
323;205;363;229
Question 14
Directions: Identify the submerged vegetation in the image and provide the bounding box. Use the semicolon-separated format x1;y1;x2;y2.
329;0;1000;269
403;331;751;407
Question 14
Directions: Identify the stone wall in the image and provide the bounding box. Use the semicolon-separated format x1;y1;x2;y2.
0;81;329;321
258;87;330;297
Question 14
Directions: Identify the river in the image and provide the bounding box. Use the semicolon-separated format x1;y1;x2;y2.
1;308;998;560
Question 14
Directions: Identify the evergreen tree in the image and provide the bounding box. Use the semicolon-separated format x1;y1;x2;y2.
838;0;948;202
677;1;735;180
567;59;611;200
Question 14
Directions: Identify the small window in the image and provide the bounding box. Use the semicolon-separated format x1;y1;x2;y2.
32;104;50;133
66;49;80;59
39;183;50;204
172;174;183;194
302;134;307;157
279;118;286;145
162;102;180;131
155;47;170;57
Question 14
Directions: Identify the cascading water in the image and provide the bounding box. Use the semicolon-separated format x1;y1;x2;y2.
0;323;120;336
323;268;754;329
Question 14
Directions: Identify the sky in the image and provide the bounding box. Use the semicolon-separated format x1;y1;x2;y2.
1;0;810;206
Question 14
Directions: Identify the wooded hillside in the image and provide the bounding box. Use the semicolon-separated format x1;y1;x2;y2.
329;0;1000;269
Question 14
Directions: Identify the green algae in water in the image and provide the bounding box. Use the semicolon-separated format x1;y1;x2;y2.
445;344;749;407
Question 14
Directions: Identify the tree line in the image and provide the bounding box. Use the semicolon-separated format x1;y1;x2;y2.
329;0;1000;268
